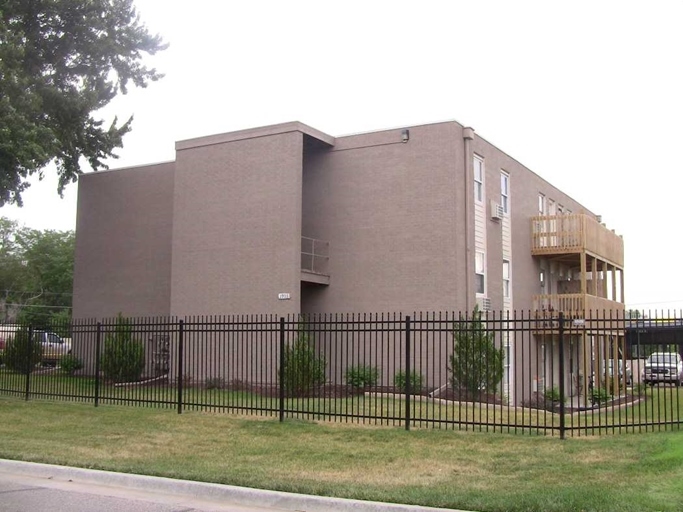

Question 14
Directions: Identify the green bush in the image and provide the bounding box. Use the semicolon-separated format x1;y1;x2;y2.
393;370;424;392
280;330;326;396
633;381;649;395
101;314;145;383
543;386;565;404
60;354;84;376
449;307;504;395
4;327;42;373
345;365;380;389
590;386;612;406
204;377;225;390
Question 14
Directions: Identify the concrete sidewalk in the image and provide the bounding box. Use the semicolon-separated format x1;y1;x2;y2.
0;459;471;512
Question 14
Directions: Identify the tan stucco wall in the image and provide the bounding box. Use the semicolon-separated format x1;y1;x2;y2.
170;130;304;316
301;122;469;313
72;161;175;319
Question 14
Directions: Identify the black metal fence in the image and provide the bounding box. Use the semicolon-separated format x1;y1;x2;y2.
1;311;682;437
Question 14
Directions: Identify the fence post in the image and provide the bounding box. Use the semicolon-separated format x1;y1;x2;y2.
177;319;184;415
558;312;566;440
24;325;33;401
94;322;102;407
405;316;411;431
279;317;285;423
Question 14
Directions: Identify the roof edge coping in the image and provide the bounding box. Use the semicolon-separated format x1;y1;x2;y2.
175;122;335;151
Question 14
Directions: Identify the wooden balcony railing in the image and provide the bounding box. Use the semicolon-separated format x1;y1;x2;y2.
533;294;625;316
531;214;624;267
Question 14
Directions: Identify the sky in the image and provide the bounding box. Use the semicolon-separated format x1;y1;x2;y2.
1;0;681;312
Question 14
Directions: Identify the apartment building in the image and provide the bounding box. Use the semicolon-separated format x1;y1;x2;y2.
73;119;624;317
72;120;625;401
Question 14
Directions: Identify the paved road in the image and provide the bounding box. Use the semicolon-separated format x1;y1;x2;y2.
0;459;467;512
0;470;282;512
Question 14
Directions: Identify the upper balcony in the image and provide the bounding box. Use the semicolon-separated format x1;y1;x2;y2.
531;213;624;267
301;236;329;285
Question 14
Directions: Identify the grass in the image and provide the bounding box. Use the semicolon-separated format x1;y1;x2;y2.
2;397;683;512
3;369;683;435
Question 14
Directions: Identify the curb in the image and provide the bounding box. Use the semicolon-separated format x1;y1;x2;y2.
0;459;471;512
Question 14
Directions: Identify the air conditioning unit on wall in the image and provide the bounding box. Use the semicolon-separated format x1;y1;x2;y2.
490;201;505;221
477;297;492;311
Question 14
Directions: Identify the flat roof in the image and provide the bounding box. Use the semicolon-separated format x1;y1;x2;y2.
175;121;335;151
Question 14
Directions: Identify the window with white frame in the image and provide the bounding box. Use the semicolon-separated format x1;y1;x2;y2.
500;172;509;213
538;193;546;215
474;155;484;203
548;198;556;215
475;251;485;295
503;260;511;298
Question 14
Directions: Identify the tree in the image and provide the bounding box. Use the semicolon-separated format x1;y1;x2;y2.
4;326;43;373
280;329;326;396
101;313;145;383
449;307;504;395
0;0;167;206
0;217;74;324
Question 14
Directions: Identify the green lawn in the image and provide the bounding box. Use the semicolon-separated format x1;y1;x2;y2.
2;369;683;435
1;397;682;512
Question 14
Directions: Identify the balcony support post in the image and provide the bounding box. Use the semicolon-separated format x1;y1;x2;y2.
580;252;587;298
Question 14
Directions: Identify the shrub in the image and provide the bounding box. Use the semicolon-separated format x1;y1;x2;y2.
393;370;424;392
101;314;145;383
449;307;504;395
280;329;326;396
4;327;42;373
590;387;612;406
543;386;565;404
633;381;649;395
345;365;380;390
60;354;84;376
204;377;225;390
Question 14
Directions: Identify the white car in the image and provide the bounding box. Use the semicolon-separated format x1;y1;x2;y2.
642;352;683;386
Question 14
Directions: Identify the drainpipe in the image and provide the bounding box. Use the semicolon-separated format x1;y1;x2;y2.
463;127;475;312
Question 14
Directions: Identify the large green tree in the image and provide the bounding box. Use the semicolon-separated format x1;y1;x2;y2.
0;0;166;206
449;307;505;395
0;217;74;325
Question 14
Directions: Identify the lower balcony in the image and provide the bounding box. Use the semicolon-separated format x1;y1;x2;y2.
533;294;625;316
532;294;625;335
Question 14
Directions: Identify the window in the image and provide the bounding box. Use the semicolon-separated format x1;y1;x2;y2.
503;260;511;298
500;172;509;213
475;251;485;294
548;198;556;215
538;193;546;215
474;156;484;203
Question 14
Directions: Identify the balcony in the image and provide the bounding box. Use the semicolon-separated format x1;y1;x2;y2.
532;294;625;335
531;214;624;267
533;294;626;316
301;236;329;285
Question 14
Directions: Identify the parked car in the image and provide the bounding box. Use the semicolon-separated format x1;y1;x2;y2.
0;326;71;366
608;359;632;385
592;359;633;387
642;352;683;386
36;331;72;366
